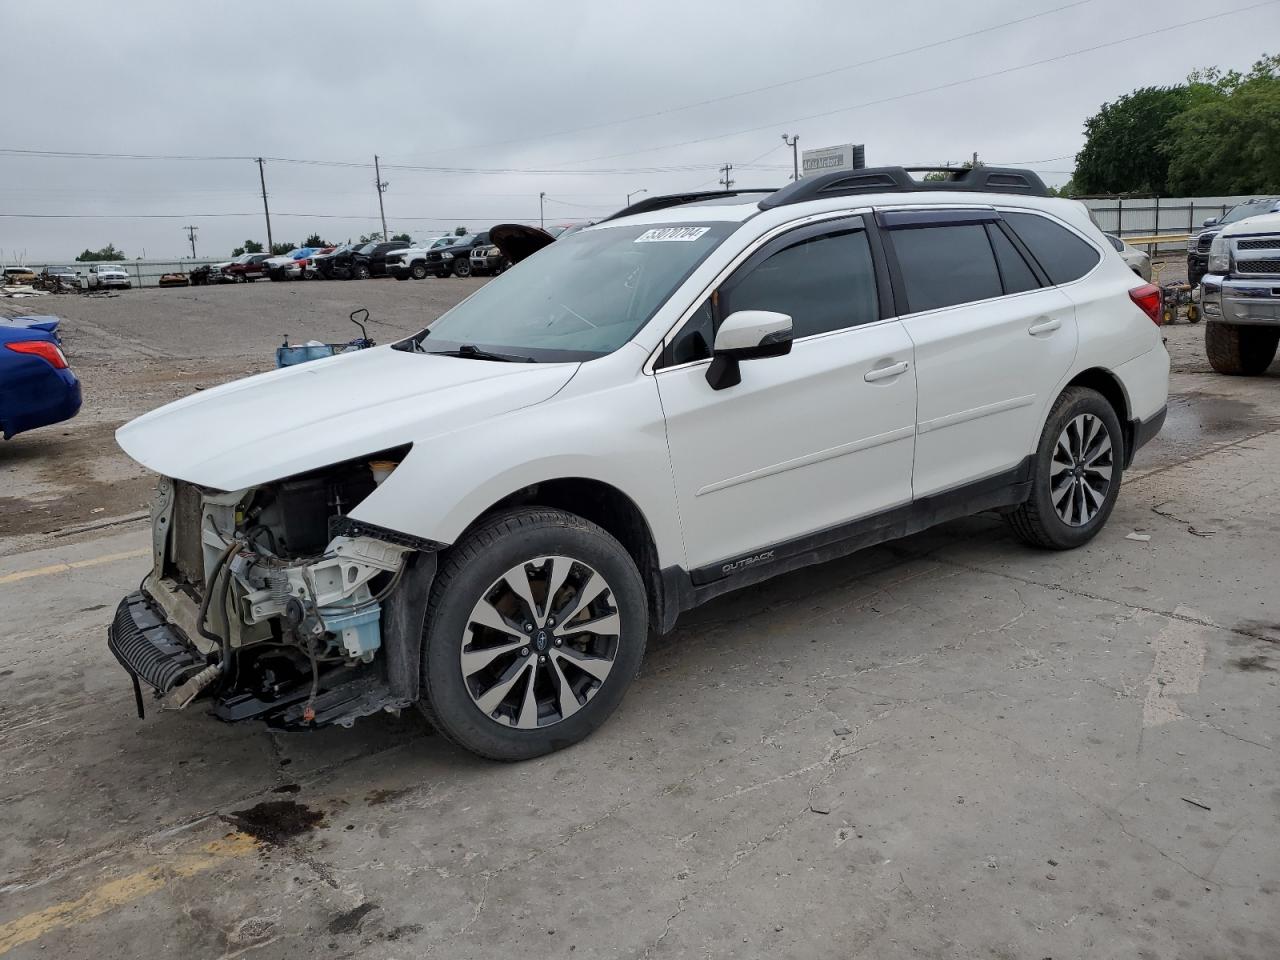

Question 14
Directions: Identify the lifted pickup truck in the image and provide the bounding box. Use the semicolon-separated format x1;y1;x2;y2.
1201;211;1280;375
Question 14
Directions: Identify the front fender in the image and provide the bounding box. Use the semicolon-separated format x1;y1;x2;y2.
348;358;684;569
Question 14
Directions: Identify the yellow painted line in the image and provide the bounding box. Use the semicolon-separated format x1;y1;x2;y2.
0;832;256;955
0;548;150;586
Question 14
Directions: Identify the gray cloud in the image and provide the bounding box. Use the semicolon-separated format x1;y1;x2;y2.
3;0;1274;261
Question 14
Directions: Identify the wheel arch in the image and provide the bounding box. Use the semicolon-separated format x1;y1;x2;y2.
465;477;678;634
1061;367;1134;465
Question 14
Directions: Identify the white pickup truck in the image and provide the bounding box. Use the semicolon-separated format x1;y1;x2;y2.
386;236;461;280
1202;211;1280;375
85;263;132;290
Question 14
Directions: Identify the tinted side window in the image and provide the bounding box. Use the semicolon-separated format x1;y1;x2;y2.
891;224;1002;312
722;228;878;339
987;224;1040;294
1002;211;1101;284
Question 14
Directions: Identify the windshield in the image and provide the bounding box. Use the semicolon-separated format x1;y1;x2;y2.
358;243;378;255
404;221;736;361
1222;201;1279;224
430;238;455;248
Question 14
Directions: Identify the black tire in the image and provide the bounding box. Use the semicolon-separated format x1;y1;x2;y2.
1205;322;1278;376
419;508;648;761
453;258;472;278
353;263;371;280
1005;386;1125;550
410;261;428;280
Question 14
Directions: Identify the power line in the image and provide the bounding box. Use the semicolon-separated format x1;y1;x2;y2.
384;0;1097;161
0;148;814;178
563;1;1279;165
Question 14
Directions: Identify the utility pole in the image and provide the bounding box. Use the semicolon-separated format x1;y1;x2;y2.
971;151;980;167
539;191;546;230
183;225;198;259
781;133;799;180
719;163;734;191
255;158;273;252
374;154;389;239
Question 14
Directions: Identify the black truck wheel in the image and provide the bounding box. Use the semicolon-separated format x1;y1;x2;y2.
1205;322;1279;376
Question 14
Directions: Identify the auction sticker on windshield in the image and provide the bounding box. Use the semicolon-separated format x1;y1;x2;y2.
634;227;711;243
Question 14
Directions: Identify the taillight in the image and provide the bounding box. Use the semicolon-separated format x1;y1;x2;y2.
5;340;69;368
1129;284;1163;325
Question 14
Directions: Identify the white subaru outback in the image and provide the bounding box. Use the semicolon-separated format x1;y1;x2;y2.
109;166;1169;760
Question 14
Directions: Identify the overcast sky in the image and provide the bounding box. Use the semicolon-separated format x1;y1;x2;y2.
3;0;1276;262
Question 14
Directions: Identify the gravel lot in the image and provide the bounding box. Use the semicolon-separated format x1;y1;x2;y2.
1;269;1277;959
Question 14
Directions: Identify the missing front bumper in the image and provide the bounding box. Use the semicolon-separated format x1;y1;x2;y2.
107;591;208;696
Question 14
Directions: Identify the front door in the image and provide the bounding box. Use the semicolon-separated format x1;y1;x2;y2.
655;217;917;576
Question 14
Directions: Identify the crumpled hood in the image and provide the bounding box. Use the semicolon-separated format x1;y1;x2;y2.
117;345;578;490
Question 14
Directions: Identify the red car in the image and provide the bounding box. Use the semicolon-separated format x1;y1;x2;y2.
220;253;271;282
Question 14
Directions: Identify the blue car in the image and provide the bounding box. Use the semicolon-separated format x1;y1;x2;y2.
0;317;82;439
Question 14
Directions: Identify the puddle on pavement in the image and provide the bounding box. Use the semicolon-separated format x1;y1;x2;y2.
1137;392;1278;471
224;799;325;846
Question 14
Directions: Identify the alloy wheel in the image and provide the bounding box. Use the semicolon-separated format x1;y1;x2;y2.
459;555;620;729
1050;413;1113;526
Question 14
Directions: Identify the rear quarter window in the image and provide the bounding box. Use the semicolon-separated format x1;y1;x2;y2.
1002;211;1100;285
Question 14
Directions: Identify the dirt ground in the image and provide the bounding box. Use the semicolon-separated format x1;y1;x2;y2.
0;275;486;552
2;263;1278;960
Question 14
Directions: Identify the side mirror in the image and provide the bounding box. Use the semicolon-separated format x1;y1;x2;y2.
705;310;793;390
1202;217;1218;227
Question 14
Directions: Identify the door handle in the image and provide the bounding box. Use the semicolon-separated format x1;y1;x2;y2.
863;360;910;382
1027;316;1061;335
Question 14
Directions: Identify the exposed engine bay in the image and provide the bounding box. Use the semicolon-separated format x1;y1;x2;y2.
110;449;432;728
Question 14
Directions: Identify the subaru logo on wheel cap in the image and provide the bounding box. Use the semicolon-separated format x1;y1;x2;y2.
534;629;549;651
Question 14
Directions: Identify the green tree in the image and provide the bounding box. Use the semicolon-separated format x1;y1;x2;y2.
1167;54;1280;194
74;243;126;262
303;233;330;247
1073;85;1191;194
454;225;468;236
358;231;384;243
231;239;264;256
391;232;412;242
270;241;295;255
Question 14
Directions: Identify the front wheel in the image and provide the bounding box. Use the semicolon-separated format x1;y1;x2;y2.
353;264;371;280
453;259;472;278
410;261;428;280
1005;387;1124;550
419;508;648;761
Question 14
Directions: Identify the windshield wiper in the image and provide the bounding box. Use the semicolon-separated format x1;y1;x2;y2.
434;344;535;363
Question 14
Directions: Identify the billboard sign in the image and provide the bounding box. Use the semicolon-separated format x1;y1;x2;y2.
800;144;866;177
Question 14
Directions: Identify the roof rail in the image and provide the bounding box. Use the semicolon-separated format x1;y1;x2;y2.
602;189;778;222
757;166;1049;210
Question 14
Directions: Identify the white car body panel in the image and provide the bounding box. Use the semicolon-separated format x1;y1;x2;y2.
656;320;916;569
116;346;579;491
900;281;1078;497
350;344;687;568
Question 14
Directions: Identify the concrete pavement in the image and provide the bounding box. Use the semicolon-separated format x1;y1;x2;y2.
1;342;1277;959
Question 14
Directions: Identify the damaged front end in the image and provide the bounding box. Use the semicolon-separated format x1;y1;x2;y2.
107;450;438;729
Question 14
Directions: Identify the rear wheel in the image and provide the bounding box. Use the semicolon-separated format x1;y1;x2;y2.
419;508;647;761
1205;322;1278;375
1005;387;1124;550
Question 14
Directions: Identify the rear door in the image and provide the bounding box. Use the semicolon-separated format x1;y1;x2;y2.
880;209;1078;497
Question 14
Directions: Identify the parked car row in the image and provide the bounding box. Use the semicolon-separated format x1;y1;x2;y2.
3;264;133;291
